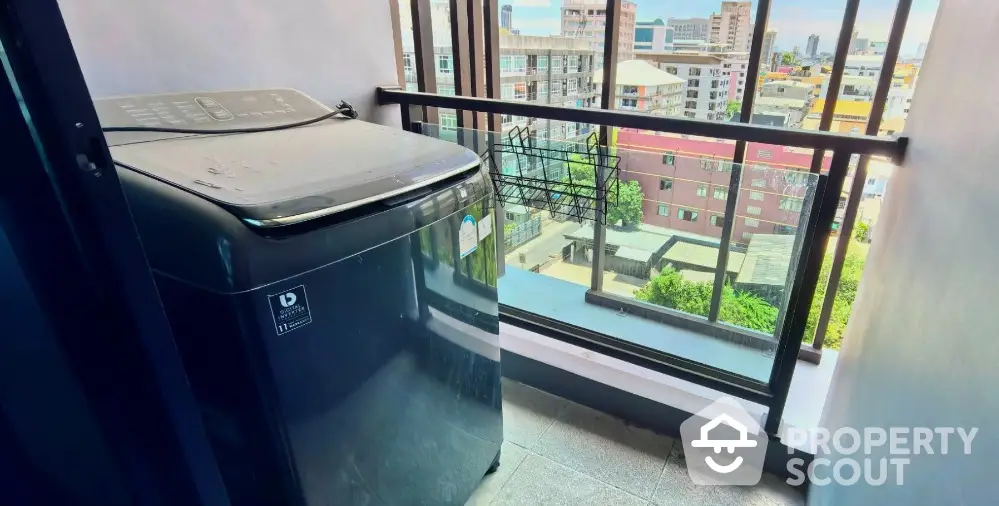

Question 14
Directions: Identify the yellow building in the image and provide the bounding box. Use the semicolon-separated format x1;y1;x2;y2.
801;99;872;133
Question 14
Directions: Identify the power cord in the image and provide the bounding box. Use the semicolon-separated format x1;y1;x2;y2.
101;100;359;134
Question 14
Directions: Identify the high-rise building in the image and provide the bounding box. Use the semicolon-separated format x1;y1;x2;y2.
848;30;858;55
666;17;710;41
806;34;820;59
401;34;600;160
501;5;512;31
594;60;685;115
916;41;928;59
634;19;675;53
853;37;870;54
636;53;731;121
708;1;753;53
561;0;637;61
761;31;778;70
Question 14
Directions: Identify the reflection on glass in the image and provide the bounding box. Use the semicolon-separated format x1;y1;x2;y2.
422;123;828;382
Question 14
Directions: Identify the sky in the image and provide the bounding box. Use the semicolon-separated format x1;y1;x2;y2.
501;0;938;56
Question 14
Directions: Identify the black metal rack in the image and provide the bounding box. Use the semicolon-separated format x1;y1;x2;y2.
481;126;621;224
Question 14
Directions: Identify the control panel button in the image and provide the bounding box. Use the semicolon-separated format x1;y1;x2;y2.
195;96;235;121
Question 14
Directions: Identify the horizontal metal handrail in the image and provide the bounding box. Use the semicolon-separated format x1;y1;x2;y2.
377;86;908;161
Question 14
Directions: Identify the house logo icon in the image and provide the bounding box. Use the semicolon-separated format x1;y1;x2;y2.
680;397;767;486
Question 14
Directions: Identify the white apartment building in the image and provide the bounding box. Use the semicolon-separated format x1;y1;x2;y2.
666;17;709;41
844;55;884;77
594;60;685;115
561;0;637;62
719;54;749;102
761;31;777;70
634;19;674;53
821;74;877;102
636;53;730;120
709;1;753;53
673;40;730;52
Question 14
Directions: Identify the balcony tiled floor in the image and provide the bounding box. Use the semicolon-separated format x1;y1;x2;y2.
466;379;804;506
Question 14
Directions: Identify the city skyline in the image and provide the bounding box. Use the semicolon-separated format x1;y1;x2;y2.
500;0;937;56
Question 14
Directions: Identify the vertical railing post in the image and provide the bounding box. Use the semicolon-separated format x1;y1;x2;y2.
484;0;505;277
765;150;852;435
467;0;488;131
590;0;621;292
448;0;473;131
708;0;772;322
411;0;439;124
808;0;913;357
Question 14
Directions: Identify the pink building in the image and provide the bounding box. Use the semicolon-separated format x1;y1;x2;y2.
615;129;831;245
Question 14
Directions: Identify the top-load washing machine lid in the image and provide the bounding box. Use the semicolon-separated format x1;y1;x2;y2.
95;89;480;227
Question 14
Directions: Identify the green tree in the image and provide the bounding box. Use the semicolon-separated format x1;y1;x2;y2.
803;241;869;349
725;101;742;119
854;222;869;242
781;52;795;65
635;268;779;334
565;154;645;228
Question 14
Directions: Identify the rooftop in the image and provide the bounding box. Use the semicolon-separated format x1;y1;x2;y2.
846;54;885;65
637;18;666;26
809;99;873;117
663;241;746;272
764;80;815;89
755;96;809;109
595;60;685;87
735;234;796;286
635;52;726;65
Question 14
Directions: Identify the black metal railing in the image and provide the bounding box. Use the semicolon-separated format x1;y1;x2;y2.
393;0;914;437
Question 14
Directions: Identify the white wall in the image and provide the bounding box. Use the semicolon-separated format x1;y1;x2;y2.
811;1;999;504
57;0;401;125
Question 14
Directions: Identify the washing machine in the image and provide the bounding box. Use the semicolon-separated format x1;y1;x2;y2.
96;89;503;506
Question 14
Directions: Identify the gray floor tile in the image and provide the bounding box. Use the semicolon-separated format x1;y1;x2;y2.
465;442;529;506
533;401;674;499
500;379;567;449
490;453;646;506
652;450;804;506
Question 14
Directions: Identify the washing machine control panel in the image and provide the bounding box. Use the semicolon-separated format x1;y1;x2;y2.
95;89;332;131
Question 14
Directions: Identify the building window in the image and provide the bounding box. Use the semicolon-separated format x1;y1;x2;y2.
438;84;456;96
537;56;548;71
711;214;723;227
505;211;516;221
689;67;702;77
866;177;877;185
687;90;699;99
440;114;458;131
622;85;639;95
514;82;527;100
660;178;673;191
756;149;772;159
513;55;527;73
437;54;453;74
779;197;803;212
749;191;764;200
567;55;579;68
688;79;700;88
621;98;637;107
677;209;698;222
402;53;414;72
662;153;675;165
501;83;514;100
742;232;754;240
539;81;549;97
568;79;578;94
746;206;762;215
657;204;669;217
552;56;562;72
500;55;512;73
713;186;727;200
699;158;716;171
696;184;708;197
751;179;767;188
744;218;760;227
